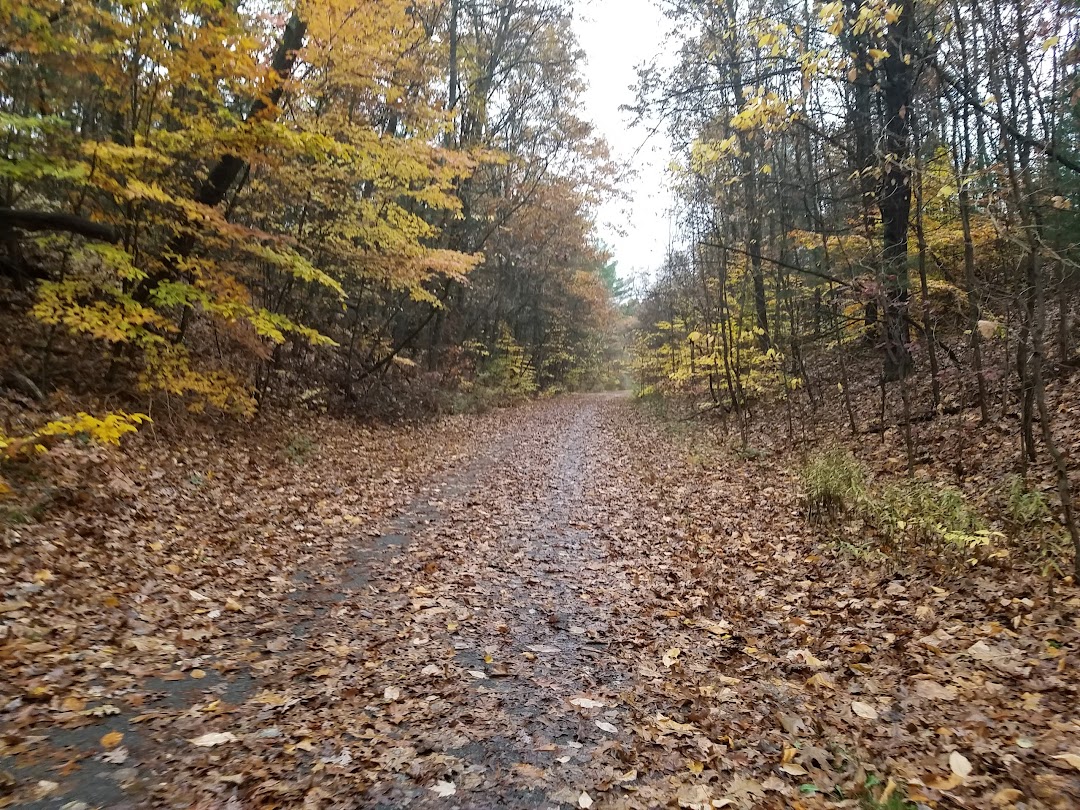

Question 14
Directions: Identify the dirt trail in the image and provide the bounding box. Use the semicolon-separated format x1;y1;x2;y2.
5;395;647;808
350;393;638;807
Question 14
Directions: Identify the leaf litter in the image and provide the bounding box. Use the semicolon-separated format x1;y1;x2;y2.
0;395;1077;808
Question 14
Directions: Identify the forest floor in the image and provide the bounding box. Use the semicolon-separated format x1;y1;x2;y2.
1;394;1079;809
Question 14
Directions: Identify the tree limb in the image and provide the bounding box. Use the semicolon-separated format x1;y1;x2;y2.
699;239;852;287
0;208;120;243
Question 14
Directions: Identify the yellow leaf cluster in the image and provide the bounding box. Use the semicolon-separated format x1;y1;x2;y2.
0;412;150;460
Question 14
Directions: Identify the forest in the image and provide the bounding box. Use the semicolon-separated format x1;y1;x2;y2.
633;0;1080;577
1;0;1080;809
0;0;624;428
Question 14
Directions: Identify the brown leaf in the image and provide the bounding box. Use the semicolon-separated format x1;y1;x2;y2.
851;700;879;720
913;680;957;701
1051;752;1080;771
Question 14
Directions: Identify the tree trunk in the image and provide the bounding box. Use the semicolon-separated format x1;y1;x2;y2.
878;0;915;381
722;0;769;351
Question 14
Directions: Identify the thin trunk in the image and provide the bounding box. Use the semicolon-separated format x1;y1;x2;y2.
878;0;915;381
721;0;769;350
913;123;941;409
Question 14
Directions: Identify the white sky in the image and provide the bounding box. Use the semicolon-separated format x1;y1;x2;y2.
572;0;675;287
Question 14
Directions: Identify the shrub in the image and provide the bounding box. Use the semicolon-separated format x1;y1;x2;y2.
1;411;150;460
1005;475;1051;527
1002;476;1072;577
473;328;538;400
799;449;997;557
799;448;868;521
284;434;316;465
868;480;994;552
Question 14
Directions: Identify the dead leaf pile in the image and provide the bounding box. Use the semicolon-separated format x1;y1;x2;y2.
1;395;1077;808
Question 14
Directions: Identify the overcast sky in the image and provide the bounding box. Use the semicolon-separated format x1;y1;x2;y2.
572;0;675;287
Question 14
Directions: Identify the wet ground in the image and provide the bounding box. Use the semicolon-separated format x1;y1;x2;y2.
3;394;651;809
8;394;1078;809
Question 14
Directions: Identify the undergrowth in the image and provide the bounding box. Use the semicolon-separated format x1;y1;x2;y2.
1004;475;1073;576
798;447;995;558
800;447;868;520
284;434;316;465
1005;474;1050;526
869;480;991;552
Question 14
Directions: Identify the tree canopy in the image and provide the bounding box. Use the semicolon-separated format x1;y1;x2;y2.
1;0;623;425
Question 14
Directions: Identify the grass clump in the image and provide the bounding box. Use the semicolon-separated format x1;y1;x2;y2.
799;447;868;521
1005;474;1051;527
800;447;996;556
870;480;991;552
1002;475;1073;577
284;434;316;465
861;792;916;810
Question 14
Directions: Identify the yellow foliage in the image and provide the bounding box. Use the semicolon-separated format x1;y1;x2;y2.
0;412;150;460
2;0;482;414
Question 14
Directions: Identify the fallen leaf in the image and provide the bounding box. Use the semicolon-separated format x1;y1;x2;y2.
677;784;712;808
914;680;957;701
725;777;766;799
1051;752;1080;771
950;751;973;778
102;746;129;764
595;721;618;733
190;732;238;747
991;788;1024;806
100;731;123;749
512;763;547;780
33;780;59;798
526;644;561;654
253;690;287;707
787;648;828;669
578;792;593;809
431;780;456;797
851;700;879;720
570;697;605;709
925;773;965;791
655;714;697;735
